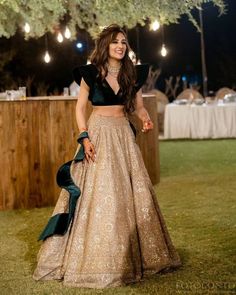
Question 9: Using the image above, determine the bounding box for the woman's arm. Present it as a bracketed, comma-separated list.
[75, 78, 90, 132]
[75, 78, 96, 162]
[134, 89, 154, 132]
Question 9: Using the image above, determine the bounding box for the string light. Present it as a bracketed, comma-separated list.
[159, 25, 168, 57]
[150, 20, 160, 31]
[86, 59, 91, 64]
[76, 42, 83, 49]
[57, 32, 64, 43]
[160, 44, 168, 57]
[44, 51, 51, 63]
[64, 27, 71, 39]
[128, 50, 136, 62]
[24, 22, 31, 33]
[43, 34, 51, 63]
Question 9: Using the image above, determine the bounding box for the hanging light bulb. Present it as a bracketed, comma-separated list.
[76, 42, 83, 49]
[150, 20, 160, 31]
[160, 44, 168, 57]
[137, 59, 141, 65]
[57, 32, 64, 43]
[128, 50, 136, 62]
[44, 51, 51, 63]
[86, 59, 91, 65]
[64, 27, 71, 39]
[24, 22, 31, 33]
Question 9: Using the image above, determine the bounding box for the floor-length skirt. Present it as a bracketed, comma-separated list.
[33, 112, 182, 288]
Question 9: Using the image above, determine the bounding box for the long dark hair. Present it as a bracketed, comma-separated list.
[90, 24, 137, 113]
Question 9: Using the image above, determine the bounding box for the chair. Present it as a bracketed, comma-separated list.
[177, 89, 203, 101]
[150, 89, 169, 133]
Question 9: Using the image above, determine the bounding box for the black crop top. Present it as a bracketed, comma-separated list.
[72, 64, 149, 106]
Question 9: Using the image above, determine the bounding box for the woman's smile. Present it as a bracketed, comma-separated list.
[109, 32, 127, 60]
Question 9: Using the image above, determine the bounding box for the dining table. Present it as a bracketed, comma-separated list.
[164, 102, 236, 139]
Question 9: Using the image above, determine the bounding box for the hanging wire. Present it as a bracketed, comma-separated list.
[135, 26, 140, 63]
[160, 25, 168, 57]
[161, 25, 165, 45]
[45, 34, 48, 50]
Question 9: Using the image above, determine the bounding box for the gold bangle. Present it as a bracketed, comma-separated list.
[80, 128, 88, 132]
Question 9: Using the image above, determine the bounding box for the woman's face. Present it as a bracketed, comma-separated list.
[108, 32, 127, 61]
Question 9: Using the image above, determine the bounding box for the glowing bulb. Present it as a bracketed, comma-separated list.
[137, 59, 141, 65]
[150, 20, 160, 31]
[57, 32, 63, 43]
[128, 50, 136, 61]
[76, 42, 83, 49]
[44, 51, 51, 63]
[86, 59, 91, 65]
[129, 50, 136, 60]
[24, 22, 30, 33]
[160, 44, 168, 57]
[64, 27, 71, 39]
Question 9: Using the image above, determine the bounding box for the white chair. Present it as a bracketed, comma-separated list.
[150, 89, 169, 133]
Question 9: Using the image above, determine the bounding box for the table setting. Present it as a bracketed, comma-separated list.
[0, 87, 27, 100]
[164, 94, 236, 139]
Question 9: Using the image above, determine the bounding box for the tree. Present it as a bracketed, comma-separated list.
[0, 0, 225, 39]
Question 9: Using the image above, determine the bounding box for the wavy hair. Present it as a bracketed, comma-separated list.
[90, 24, 137, 113]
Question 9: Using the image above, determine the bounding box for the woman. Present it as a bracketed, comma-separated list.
[33, 24, 182, 288]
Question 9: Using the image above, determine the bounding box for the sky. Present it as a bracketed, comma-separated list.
[135, 0, 236, 93]
[0, 0, 235, 97]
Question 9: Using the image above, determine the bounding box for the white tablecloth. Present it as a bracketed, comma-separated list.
[164, 103, 236, 139]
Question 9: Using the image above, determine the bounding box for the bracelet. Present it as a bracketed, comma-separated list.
[79, 127, 88, 132]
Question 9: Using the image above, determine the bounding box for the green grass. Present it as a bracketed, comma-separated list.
[0, 139, 236, 294]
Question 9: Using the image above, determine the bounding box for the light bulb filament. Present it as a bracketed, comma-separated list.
[64, 27, 71, 39]
[57, 32, 64, 43]
[160, 44, 167, 57]
[44, 51, 51, 63]
[24, 23, 30, 33]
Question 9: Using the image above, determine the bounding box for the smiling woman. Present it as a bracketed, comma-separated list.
[33, 24, 181, 289]
[105, 32, 127, 96]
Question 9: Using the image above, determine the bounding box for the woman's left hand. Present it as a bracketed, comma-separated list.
[141, 118, 154, 133]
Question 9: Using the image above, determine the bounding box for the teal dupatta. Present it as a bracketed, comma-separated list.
[38, 131, 89, 241]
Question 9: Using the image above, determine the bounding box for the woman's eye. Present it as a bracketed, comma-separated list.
[111, 40, 126, 45]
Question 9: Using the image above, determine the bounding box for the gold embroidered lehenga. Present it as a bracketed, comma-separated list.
[33, 112, 182, 288]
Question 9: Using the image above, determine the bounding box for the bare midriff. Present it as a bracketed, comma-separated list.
[92, 105, 125, 117]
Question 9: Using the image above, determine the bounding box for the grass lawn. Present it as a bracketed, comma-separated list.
[0, 139, 235, 294]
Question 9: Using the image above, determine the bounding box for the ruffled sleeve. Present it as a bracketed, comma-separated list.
[135, 64, 149, 92]
[72, 64, 97, 89]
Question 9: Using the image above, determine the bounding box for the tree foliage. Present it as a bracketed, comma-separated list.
[0, 0, 226, 39]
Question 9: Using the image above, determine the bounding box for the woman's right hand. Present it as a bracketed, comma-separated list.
[82, 138, 96, 162]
